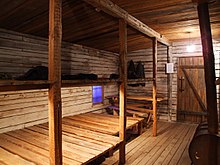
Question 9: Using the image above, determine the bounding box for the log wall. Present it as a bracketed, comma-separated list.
[0, 28, 119, 133]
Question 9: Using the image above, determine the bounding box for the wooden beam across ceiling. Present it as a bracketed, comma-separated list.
[192, 0, 216, 4]
[84, 0, 171, 46]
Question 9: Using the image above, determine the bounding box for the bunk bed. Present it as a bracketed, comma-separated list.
[0, 112, 143, 164]
[0, 0, 171, 164]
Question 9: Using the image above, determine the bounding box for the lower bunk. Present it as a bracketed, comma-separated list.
[0, 112, 144, 165]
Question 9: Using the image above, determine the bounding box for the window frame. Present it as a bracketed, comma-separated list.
[92, 85, 104, 105]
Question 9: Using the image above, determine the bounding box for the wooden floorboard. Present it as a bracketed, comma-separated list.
[102, 121, 197, 165]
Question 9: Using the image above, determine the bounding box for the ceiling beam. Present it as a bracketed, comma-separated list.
[192, 0, 216, 4]
[84, 0, 171, 46]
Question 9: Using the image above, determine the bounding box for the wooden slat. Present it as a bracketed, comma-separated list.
[48, 0, 62, 164]
[110, 107, 148, 117]
[0, 82, 50, 92]
[127, 103, 152, 108]
[127, 78, 153, 84]
[127, 95, 166, 102]
[0, 80, 51, 86]
[82, 113, 143, 122]
[126, 105, 153, 114]
[62, 79, 119, 87]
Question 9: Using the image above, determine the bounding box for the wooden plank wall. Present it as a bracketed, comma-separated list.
[127, 39, 220, 121]
[127, 44, 169, 120]
[0, 28, 119, 133]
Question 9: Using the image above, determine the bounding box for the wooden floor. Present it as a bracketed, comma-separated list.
[102, 121, 197, 165]
[0, 113, 143, 165]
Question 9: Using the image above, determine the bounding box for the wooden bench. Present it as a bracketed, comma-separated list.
[108, 105, 148, 117]
[107, 104, 152, 126]
[106, 95, 157, 124]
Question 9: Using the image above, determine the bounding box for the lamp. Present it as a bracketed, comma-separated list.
[186, 32, 195, 53]
[187, 44, 196, 52]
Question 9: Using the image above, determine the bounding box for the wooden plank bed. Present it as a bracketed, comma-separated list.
[64, 113, 144, 135]
[0, 112, 143, 165]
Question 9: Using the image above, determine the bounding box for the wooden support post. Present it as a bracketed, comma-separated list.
[197, 2, 218, 134]
[167, 46, 173, 121]
[152, 37, 157, 137]
[48, 0, 62, 164]
[196, 1, 218, 165]
[119, 18, 127, 164]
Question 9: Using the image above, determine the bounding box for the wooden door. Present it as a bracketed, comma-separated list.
[177, 57, 207, 123]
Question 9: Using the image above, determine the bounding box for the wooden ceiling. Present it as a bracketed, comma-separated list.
[0, 0, 219, 52]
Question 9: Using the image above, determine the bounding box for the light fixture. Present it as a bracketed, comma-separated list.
[186, 32, 195, 53]
[186, 44, 196, 52]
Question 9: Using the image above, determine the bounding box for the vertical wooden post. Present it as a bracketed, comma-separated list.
[197, 2, 218, 134]
[152, 37, 157, 137]
[48, 0, 62, 164]
[119, 18, 127, 164]
[196, 1, 218, 165]
[167, 46, 173, 121]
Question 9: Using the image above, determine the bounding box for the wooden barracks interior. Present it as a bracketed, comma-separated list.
[0, 0, 220, 164]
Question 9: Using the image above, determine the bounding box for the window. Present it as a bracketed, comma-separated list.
[92, 86, 103, 104]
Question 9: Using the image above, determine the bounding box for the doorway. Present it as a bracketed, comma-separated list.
[177, 57, 207, 123]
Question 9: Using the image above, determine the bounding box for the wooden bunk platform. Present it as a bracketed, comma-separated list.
[0, 113, 143, 165]
[64, 113, 144, 135]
